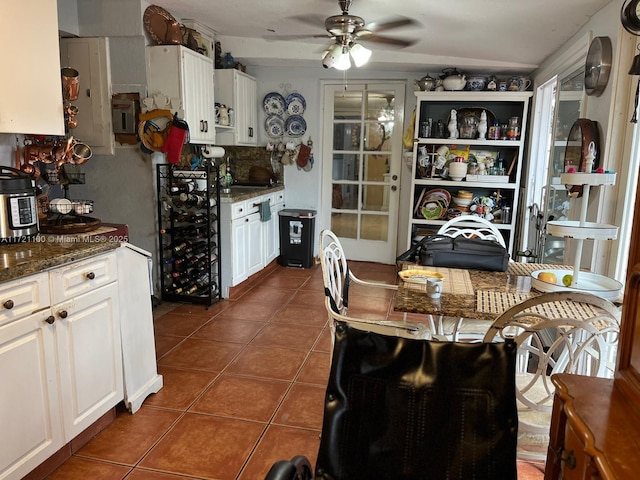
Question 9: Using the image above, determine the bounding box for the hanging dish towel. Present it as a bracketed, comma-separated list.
[259, 200, 271, 222]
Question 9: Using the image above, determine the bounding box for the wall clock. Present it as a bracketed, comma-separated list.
[584, 36, 612, 96]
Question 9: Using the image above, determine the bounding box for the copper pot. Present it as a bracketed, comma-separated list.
[72, 143, 92, 165]
[23, 144, 54, 164]
[61, 67, 80, 102]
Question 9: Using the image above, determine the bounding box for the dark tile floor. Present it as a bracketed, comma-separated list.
[44, 262, 545, 480]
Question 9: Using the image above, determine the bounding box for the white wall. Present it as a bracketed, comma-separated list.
[249, 65, 418, 254]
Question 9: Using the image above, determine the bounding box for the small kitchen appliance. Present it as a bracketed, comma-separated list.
[0, 166, 38, 242]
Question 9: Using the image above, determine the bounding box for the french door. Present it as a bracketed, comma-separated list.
[321, 82, 405, 263]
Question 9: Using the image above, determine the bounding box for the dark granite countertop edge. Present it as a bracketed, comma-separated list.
[0, 241, 120, 284]
[219, 184, 284, 203]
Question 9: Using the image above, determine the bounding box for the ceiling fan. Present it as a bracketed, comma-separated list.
[273, 0, 419, 69]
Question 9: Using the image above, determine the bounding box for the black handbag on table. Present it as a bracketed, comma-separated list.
[398, 234, 509, 272]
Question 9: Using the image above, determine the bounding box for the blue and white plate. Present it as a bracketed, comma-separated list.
[265, 115, 285, 138]
[286, 92, 306, 115]
[263, 92, 286, 116]
[285, 115, 307, 137]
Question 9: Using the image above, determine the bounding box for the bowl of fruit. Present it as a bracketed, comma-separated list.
[530, 269, 623, 300]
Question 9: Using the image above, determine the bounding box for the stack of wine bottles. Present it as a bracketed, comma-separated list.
[156, 164, 221, 306]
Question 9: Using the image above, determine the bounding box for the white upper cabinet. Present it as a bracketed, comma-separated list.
[0, 0, 64, 135]
[146, 46, 216, 144]
[215, 69, 258, 145]
[59, 37, 114, 155]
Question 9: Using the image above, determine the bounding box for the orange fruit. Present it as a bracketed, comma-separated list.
[538, 272, 558, 284]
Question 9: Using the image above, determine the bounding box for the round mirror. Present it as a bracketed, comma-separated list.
[621, 0, 640, 35]
[563, 118, 600, 195]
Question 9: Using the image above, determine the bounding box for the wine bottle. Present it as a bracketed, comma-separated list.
[168, 181, 195, 195]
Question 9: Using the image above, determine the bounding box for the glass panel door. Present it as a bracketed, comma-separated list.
[322, 83, 405, 263]
[542, 69, 585, 263]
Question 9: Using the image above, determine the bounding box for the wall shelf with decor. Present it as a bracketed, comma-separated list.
[156, 164, 221, 306]
[408, 91, 533, 256]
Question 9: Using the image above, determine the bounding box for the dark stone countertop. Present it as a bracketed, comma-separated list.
[219, 183, 284, 203]
[0, 238, 120, 284]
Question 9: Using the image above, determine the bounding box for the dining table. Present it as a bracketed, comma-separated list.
[394, 262, 578, 321]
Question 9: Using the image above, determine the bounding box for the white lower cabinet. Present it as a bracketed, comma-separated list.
[246, 211, 263, 277]
[231, 214, 249, 285]
[0, 307, 63, 480]
[220, 190, 284, 297]
[266, 193, 285, 265]
[0, 247, 159, 480]
[54, 281, 122, 441]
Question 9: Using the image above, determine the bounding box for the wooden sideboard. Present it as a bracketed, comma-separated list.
[544, 169, 640, 479]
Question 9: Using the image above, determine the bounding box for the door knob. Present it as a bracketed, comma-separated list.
[392, 175, 398, 181]
[3, 299, 14, 310]
[45, 316, 55, 324]
[391, 185, 397, 191]
[86, 272, 96, 280]
[58, 310, 68, 319]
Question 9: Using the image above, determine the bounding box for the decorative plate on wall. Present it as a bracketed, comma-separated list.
[285, 115, 307, 137]
[263, 92, 286, 116]
[265, 115, 285, 138]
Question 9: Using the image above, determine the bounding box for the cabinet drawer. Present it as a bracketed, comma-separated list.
[50, 252, 117, 303]
[230, 200, 248, 220]
[273, 191, 284, 205]
[246, 195, 269, 215]
[0, 273, 50, 326]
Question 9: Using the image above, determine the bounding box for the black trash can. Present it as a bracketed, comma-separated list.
[278, 209, 317, 268]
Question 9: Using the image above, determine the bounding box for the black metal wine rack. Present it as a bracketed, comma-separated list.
[156, 163, 221, 306]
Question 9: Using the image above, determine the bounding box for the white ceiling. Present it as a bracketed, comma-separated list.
[149, 0, 615, 74]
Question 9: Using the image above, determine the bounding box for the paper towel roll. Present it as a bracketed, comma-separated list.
[201, 145, 225, 158]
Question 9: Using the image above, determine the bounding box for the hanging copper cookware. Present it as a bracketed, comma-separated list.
[61, 67, 80, 102]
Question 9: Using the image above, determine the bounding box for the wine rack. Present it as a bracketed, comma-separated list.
[156, 164, 221, 306]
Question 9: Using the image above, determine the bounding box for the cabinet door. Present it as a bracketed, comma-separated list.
[0, 0, 64, 135]
[237, 72, 257, 145]
[0, 309, 63, 480]
[59, 37, 114, 155]
[180, 48, 215, 144]
[266, 202, 285, 264]
[247, 212, 264, 276]
[231, 218, 248, 285]
[54, 282, 123, 441]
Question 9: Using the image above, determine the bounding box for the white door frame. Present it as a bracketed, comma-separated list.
[320, 80, 406, 263]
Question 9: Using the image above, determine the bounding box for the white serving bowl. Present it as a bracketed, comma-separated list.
[452, 196, 473, 207]
[448, 162, 468, 181]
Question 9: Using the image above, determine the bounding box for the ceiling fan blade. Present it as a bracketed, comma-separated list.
[362, 16, 419, 33]
[289, 14, 328, 29]
[264, 33, 331, 41]
[356, 33, 418, 48]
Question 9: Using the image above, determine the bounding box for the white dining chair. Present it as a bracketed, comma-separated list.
[482, 291, 620, 461]
[319, 229, 430, 340]
[430, 215, 507, 341]
[437, 215, 506, 247]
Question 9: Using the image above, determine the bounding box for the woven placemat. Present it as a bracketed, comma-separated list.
[476, 291, 600, 318]
[402, 267, 474, 295]
[507, 263, 573, 276]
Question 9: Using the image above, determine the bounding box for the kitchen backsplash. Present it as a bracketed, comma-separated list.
[218, 146, 279, 185]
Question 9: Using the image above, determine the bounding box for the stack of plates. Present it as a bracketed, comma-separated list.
[421, 189, 451, 220]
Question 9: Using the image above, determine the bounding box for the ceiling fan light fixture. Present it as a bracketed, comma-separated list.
[349, 42, 371, 67]
[334, 45, 352, 70]
[322, 43, 343, 68]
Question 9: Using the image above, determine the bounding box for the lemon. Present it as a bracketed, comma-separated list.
[562, 274, 573, 287]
